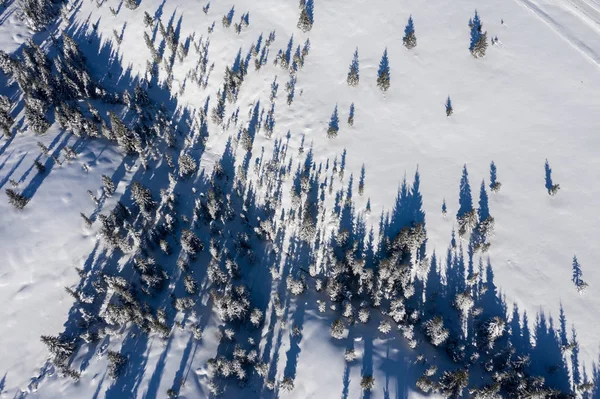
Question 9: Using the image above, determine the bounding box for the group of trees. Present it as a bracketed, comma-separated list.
[3, 2, 592, 398]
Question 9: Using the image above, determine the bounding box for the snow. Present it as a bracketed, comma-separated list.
[1, 0, 600, 397]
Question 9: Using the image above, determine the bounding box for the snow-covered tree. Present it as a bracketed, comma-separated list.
[422, 316, 449, 346]
[377, 49, 391, 92]
[107, 351, 127, 379]
[331, 319, 345, 339]
[445, 96, 453, 117]
[361, 375, 375, 391]
[348, 102, 355, 127]
[181, 229, 203, 256]
[378, 319, 392, 334]
[327, 104, 340, 138]
[489, 161, 501, 192]
[297, 0, 314, 32]
[403, 16, 417, 49]
[347, 48, 359, 86]
[6, 189, 27, 209]
[179, 154, 198, 178]
[572, 256, 588, 294]
[102, 175, 115, 197]
[469, 10, 488, 58]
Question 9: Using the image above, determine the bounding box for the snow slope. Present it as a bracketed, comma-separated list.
[1, 0, 600, 397]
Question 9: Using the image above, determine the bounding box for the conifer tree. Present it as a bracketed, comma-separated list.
[297, 0, 314, 32]
[446, 96, 453, 116]
[358, 164, 365, 195]
[6, 188, 28, 209]
[347, 49, 359, 86]
[377, 49, 390, 92]
[124, 0, 138, 10]
[403, 16, 417, 49]
[327, 104, 339, 138]
[489, 161, 501, 192]
[469, 10, 488, 58]
[348, 103, 355, 126]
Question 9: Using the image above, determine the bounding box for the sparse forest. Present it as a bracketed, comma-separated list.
[0, 0, 598, 398]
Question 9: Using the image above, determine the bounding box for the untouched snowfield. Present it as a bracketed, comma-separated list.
[1, 0, 600, 397]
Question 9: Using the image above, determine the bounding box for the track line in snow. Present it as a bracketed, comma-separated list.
[516, 0, 600, 67]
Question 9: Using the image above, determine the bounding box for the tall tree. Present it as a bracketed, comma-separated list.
[403, 16, 417, 49]
[347, 48, 360, 86]
[377, 49, 390, 92]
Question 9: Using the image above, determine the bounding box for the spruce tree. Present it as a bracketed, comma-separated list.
[478, 180, 490, 222]
[403, 16, 417, 49]
[297, 0, 314, 32]
[327, 104, 339, 138]
[377, 49, 390, 92]
[124, 0, 138, 10]
[347, 49, 359, 86]
[358, 164, 365, 195]
[469, 10, 488, 58]
[445, 96, 453, 116]
[348, 103, 355, 126]
[6, 189, 28, 209]
[102, 175, 115, 196]
[457, 165, 476, 236]
[489, 161, 501, 192]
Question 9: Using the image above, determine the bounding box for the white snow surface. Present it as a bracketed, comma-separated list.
[1, 0, 600, 397]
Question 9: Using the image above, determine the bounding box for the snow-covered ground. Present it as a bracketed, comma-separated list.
[1, 0, 600, 397]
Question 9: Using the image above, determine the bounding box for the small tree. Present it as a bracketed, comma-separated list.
[572, 256, 588, 294]
[469, 11, 488, 58]
[358, 164, 365, 195]
[445, 96, 453, 116]
[545, 159, 560, 195]
[348, 103, 355, 126]
[107, 351, 127, 379]
[489, 161, 501, 192]
[331, 319, 345, 339]
[6, 189, 28, 209]
[297, 0, 314, 32]
[377, 49, 391, 92]
[327, 105, 339, 138]
[124, 0, 138, 10]
[102, 175, 115, 196]
[347, 48, 359, 86]
[361, 375, 375, 391]
[442, 198, 447, 216]
[403, 16, 417, 49]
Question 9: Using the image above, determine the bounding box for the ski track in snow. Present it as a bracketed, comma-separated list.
[516, 0, 600, 66]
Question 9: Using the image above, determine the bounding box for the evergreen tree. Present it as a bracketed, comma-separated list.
[457, 165, 473, 218]
[0, 95, 14, 136]
[489, 161, 501, 192]
[442, 198, 447, 216]
[327, 104, 339, 138]
[457, 165, 476, 236]
[19, 0, 58, 31]
[545, 159, 560, 195]
[124, 0, 139, 10]
[446, 96, 453, 116]
[358, 163, 365, 195]
[469, 10, 488, 58]
[403, 16, 417, 49]
[143, 11, 153, 27]
[223, 6, 235, 28]
[377, 49, 391, 92]
[297, 0, 314, 32]
[478, 180, 490, 222]
[6, 189, 28, 209]
[348, 103, 355, 126]
[102, 175, 115, 196]
[347, 48, 359, 86]
[572, 256, 588, 294]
